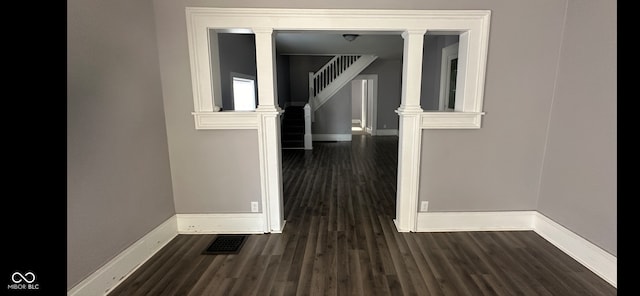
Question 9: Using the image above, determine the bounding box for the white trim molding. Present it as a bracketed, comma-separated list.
[185, 7, 491, 239]
[416, 211, 535, 232]
[354, 74, 379, 136]
[192, 112, 259, 130]
[67, 216, 178, 296]
[177, 213, 266, 234]
[375, 129, 399, 136]
[312, 134, 352, 142]
[256, 109, 286, 233]
[415, 211, 617, 287]
[533, 212, 617, 287]
[420, 112, 485, 129]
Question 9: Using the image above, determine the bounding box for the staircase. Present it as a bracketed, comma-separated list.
[308, 54, 378, 115]
[281, 54, 376, 150]
[281, 105, 306, 149]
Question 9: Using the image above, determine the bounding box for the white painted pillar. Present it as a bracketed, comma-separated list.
[254, 28, 280, 111]
[395, 29, 426, 232]
[253, 28, 285, 233]
[303, 104, 313, 150]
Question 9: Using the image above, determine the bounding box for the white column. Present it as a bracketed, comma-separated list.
[254, 28, 280, 111]
[395, 29, 426, 232]
[253, 28, 285, 233]
[304, 104, 313, 150]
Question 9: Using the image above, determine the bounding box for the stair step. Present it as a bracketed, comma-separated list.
[282, 140, 304, 148]
[283, 124, 304, 129]
[282, 106, 306, 149]
[282, 133, 303, 137]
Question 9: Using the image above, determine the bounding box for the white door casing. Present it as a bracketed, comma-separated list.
[185, 8, 491, 233]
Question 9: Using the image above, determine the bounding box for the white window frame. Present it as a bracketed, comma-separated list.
[185, 8, 491, 233]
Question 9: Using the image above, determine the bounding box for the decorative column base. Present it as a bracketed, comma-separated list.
[256, 109, 285, 233]
[394, 106, 423, 232]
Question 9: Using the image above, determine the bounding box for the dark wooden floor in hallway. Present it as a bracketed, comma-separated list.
[108, 135, 616, 295]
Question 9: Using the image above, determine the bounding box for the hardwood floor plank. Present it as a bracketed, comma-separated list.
[254, 255, 282, 295]
[403, 234, 443, 296]
[186, 254, 227, 296]
[108, 135, 616, 296]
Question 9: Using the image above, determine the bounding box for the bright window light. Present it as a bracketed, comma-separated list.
[232, 77, 256, 111]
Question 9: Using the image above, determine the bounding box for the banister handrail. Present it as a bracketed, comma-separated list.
[310, 55, 361, 97]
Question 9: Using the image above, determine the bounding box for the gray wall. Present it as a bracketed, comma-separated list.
[420, 35, 459, 110]
[361, 58, 403, 130]
[67, 0, 175, 290]
[312, 83, 352, 135]
[537, 0, 616, 256]
[151, 0, 614, 255]
[418, 0, 566, 211]
[288, 55, 333, 102]
[154, 0, 263, 214]
[217, 33, 258, 110]
[276, 54, 291, 107]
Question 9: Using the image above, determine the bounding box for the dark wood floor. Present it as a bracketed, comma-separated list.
[109, 135, 616, 296]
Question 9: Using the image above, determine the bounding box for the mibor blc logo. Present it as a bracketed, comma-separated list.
[7, 271, 39, 290]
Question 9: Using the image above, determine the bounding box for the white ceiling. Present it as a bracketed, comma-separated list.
[275, 31, 404, 59]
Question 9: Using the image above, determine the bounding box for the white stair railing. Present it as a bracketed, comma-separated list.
[305, 54, 378, 144]
[309, 55, 361, 99]
[308, 54, 378, 113]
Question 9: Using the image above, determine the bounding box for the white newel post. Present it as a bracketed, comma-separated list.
[395, 29, 426, 232]
[304, 104, 313, 150]
[254, 28, 285, 233]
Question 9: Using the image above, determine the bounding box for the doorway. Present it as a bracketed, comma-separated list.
[351, 75, 378, 135]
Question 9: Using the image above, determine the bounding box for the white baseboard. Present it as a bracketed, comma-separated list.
[352, 119, 361, 125]
[67, 216, 178, 296]
[415, 210, 616, 288]
[177, 213, 265, 234]
[312, 134, 352, 142]
[416, 211, 535, 232]
[374, 129, 398, 136]
[533, 212, 617, 287]
[69, 210, 616, 295]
